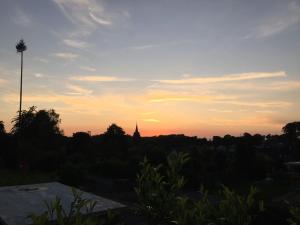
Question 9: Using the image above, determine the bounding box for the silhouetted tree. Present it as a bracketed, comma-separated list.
[100, 123, 128, 158]
[0, 121, 5, 134]
[104, 123, 125, 137]
[283, 122, 300, 141]
[16, 39, 27, 119]
[283, 121, 300, 160]
[11, 106, 63, 170]
[11, 106, 62, 137]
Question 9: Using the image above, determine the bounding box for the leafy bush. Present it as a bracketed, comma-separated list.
[217, 186, 264, 225]
[135, 151, 189, 225]
[135, 151, 264, 225]
[29, 188, 123, 225]
[288, 206, 300, 225]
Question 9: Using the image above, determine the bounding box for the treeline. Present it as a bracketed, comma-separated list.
[0, 106, 299, 187]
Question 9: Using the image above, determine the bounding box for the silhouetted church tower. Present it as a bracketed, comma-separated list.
[133, 123, 141, 140]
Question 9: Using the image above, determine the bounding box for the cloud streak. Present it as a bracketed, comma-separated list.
[66, 84, 92, 95]
[252, 1, 300, 38]
[80, 66, 96, 72]
[157, 71, 286, 85]
[63, 39, 90, 49]
[54, 52, 78, 60]
[143, 118, 160, 123]
[53, 0, 112, 29]
[71, 75, 133, 82]
[13, 8, 31, 27]
[0, 78, 7, 85]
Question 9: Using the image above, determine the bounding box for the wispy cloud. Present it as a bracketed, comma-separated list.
[157, 71, 286, 85]
[0, 78, 7, 86]
[13, 8, 31, 26]
[130, 40, 193, 51]
[217, 100, 292, 108]
[34, 73, 45, 78]
[33, 57, 49, 63]
[63, 39, 90, 49]
[143, 118, 160, 123]
[149, 96, 214, 103]
[66, 84, 92, 95]
[264, 81, 300, 91]
[53, 0, 112, 29]
[89, 12, 112, 25]
[251, 1, 300, 38]
[80, 66, 96, 72]
[148, 92, 292, 109]
[131, 44, 159, 50]
[54, 52, 78, 60]
[71, 75, 133, 82]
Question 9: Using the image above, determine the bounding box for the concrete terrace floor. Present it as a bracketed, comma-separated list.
[0, 182, 125, 225]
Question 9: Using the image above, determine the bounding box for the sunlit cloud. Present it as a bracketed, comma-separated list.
[263, 81, 300, 91]
[216, 100, 292, 108]
[53, 52, 78, 60]
[66, 84, 92, 95]
[157, 71, 286, 85]
[200, 80, 300, 92]
[149, 96, 214, 103]
[2, 92, 137, 117]
[148, 92, 292, 109]
[208, 109, 233, 113]
[143, 118, 160, 123]
[71, 75, 133, 82]
[63, 39, 90, 49]
[0, 78, 7, 85]
[80, 66, 96, 72]
[140, 111, 156, 116]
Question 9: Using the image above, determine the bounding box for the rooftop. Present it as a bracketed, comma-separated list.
[0, 182, 125, 225]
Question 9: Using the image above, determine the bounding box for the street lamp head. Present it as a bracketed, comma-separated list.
[16, 39, 27, 53]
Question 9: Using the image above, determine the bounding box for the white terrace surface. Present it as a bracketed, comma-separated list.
[0, 182, 125, 225]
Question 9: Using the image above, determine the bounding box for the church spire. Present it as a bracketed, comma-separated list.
[133, 122, 141, 140]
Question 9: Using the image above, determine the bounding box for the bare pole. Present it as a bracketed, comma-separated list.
[19, 51, 23, 119]
[16, 39, 26, 120]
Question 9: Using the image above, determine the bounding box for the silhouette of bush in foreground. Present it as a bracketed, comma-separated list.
[28, 151, 299, 225]
[29, 188, 123, 225]
[135, 151, 264, 225]
[288, 206, 300, 225]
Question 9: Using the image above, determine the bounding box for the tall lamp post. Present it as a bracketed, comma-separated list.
[16, 39, 27, 119]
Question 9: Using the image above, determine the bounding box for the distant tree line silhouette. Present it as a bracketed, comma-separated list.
[0, 106, 299, 187]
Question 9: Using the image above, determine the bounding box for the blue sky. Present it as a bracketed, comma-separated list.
[0, 0, 300, 137]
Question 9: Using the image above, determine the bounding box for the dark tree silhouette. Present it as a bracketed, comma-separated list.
[11, 106, 62, 137]
[0, 121, 5, 134]
[282, 121, 300, 140]
[104, 123, 125, 137]
[11, 106, 63, 170]
[16, 39, 27, 119]
[282, 121, 300, 160]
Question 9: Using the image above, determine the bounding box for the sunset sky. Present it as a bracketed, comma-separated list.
[0, 0, 300, 137]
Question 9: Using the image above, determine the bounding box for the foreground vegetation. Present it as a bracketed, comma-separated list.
[28, 152, 299, 225]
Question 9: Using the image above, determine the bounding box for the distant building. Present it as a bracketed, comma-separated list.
[133, 123, 141, 140]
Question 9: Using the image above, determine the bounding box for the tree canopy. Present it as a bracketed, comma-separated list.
[0, 121, 5, 134]
[104, 123, 125, 137]
[282, 121, 300, 140]
[11, 106, 62, 138]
